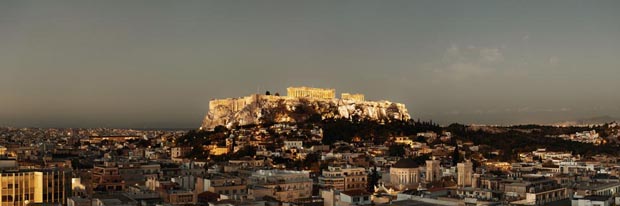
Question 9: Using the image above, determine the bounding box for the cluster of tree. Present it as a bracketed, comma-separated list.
[176, 126, 229, 147]
[321, 118, 441, 145]
[271, 152, 321, 171]
[446, 123, 620, 161]
[265, 91, 280, 96]
[179, 118, 620, 164]
[511, 124, 610, 136]
[175, 126, 231, 160]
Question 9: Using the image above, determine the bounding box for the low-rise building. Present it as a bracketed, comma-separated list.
[195, 173, 247, 198]
[248, 170, 312, 202]
[571, 196, 614, 206]
[92, 161, 124, 192]
[319, 165, 368, 191]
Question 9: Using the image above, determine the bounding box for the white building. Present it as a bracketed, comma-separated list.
[283, 140, 303, 150]
[321, 189, 372, 206]
[572, 196, 613, 206]
[457, 160, 473, 188]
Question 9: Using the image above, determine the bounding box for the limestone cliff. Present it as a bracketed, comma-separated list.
[201, 94, 411, 129]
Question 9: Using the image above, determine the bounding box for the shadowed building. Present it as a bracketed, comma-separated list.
[92, 162, 124, 192]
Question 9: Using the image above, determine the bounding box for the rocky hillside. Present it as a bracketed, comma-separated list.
[201, 94, 411, 129]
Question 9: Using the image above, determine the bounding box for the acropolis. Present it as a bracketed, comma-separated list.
[201, 86, 410, 130]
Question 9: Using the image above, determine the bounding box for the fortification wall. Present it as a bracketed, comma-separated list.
[341, 93, 365, 101]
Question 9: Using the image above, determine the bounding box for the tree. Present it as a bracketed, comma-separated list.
[412, 154, 431, 165]
[265, 91, 271, 95]
[452, 145, 460, 166]
[389, 144, 406, 157]
[367, 166, 381, 192]
[234, 146, 257, 158]
[214, 125, 228, 133]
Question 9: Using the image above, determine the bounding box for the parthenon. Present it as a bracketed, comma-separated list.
[286, 86, 336, 99]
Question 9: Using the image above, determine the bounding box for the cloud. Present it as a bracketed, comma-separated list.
[522, 34, 530, 41]
[517, 107, 531, 113]
[480, 48, 504, 63]
[510, 107, 572, 113]
[548, 56, 559, 66]
[441, 62, 492, 80]
[442, 44, 463, 63]
[433, 44, 504, 81]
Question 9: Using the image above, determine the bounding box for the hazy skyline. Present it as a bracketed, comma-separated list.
[2, 1, 619, 128]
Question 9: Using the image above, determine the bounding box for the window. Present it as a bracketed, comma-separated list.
[2, 196, 13, 202]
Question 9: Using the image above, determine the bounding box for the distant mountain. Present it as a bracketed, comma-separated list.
[554, 115, 618, 126]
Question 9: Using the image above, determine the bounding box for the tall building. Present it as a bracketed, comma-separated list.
[457, 160, 473, 188]
[425, 158, 441, 182]
[319, 165, 368, 191]
[0, 169, 71, 206]
[287, 86, 335, 99]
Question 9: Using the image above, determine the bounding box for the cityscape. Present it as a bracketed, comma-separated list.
[2, 1, 620, 206]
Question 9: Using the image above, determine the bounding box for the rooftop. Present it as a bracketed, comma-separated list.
[393, 158, 420, 168]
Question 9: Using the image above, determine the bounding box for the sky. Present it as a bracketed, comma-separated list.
[1, 1, 619, 128]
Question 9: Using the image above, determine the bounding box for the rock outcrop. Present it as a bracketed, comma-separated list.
[201, 94, 411, 130]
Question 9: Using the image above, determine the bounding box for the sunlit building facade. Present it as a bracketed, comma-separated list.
[0, 169, 71, 206]
[319, 165, 368, 191]
[287, 87, 335, 99]
[457, 160, 474, 188]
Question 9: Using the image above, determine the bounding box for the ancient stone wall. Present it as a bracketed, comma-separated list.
[201, 93, 411, 130]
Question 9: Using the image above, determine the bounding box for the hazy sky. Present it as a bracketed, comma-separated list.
[1, 1, 619, 128]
